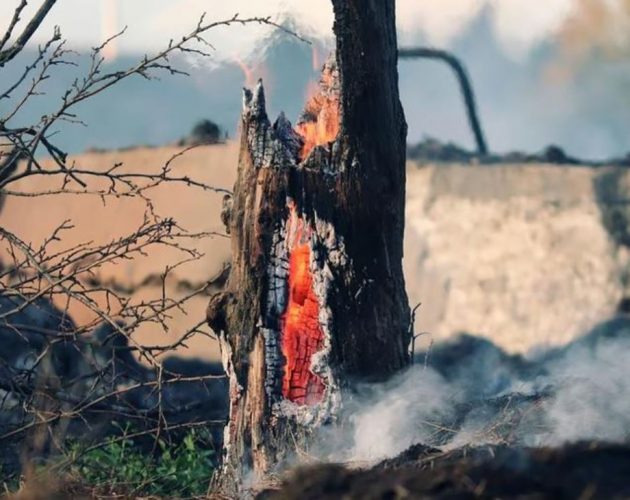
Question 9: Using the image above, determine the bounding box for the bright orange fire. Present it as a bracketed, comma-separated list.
[280, 204, 325, 405]
[311, 44, 322, 72]
[234, 57, 256, 87]
[277, 61, 341, 404]
[295, 59, 340, 162]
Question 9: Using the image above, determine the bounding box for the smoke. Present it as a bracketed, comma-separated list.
[5, 0, 630, 158]
[346, 368, 455, 461]
[316, 316, 630, 463]
[83, 0, 630, 63]
[558, 0, 630, 61]
[543, 335, 630, 444]
[4, 0, 630, 63]
[107, 0, 630, 160]
[100, 0, 119, 61]
[488, 0, 574, 59]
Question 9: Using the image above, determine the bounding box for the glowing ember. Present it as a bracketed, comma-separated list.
[295, 58, 340, 162]
[280, 203, 325, 405]
[311, 44, 322, 72]
[234, 57, 256, 87]
[276, 60, 340, 405]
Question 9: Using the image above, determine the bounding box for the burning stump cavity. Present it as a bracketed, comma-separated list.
[259, 63, 344, 421]
[208, 1, 410, 490]
[280, 203, 326, 405]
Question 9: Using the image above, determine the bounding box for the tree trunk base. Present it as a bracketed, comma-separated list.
[209, 2, 410, 491]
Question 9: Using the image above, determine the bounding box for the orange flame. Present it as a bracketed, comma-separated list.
[295, 58, 340, 162]
[277, 60, 340, 405]
[280, 202, 325, 405]
[311, 44, 322, 72]
[234, 57, 256, 87]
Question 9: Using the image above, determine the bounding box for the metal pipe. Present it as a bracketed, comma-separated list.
[399, 47, 489, 157]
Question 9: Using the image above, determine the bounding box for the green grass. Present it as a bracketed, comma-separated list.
[68, 429, 216, 498]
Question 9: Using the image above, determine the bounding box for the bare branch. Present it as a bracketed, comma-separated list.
[0, 8, 309, 476]
[0, 0, 28, 53]
[0, 0, 59, 67]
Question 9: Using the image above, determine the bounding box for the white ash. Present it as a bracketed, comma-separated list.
[242, 81, 301, 171]
[218, 332, 241, 468]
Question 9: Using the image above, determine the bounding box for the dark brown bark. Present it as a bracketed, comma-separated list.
[208, 0, 410, 491]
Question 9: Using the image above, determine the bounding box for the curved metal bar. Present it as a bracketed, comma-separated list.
[399, 47, 489, 156]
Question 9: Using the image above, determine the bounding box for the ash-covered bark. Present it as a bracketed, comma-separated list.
[207, 0, 410, 491]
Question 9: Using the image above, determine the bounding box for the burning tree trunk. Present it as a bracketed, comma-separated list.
[207, 0, 410, 489]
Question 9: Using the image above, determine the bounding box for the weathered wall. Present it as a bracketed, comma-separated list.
[404, 163, 630, 354]
[3, 143, 629, 357]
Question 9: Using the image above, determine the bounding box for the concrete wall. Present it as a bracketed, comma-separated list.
[404, 163, 630, 354]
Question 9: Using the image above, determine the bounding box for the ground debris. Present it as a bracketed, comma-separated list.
[260, 441, 630, 499]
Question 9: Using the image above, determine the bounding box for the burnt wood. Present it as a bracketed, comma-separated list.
[208, 0, 410, 491]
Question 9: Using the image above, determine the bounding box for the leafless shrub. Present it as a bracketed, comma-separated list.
[0, 0, 300, 477]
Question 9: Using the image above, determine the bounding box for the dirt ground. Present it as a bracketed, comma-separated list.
[259, 441, 630, 499]
[0, 143, 237, 359]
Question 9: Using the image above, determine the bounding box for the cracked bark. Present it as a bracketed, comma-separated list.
[208, 0, 410, 491]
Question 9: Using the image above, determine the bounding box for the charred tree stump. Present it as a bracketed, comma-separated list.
[208, 0, 410, 490]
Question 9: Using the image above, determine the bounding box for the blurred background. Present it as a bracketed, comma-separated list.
[2, 0, 630, 160]
[3, 0, 630, 359]
[5, 2, 630, 488]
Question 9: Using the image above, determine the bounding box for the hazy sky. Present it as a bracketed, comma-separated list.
[5, 0, 630, 159]
[0, 0, 577, 61]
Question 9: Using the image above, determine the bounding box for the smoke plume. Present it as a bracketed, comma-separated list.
[558, 0, 630, 61]
[314, 316, 630, 463]
[100, 0, 630, 62]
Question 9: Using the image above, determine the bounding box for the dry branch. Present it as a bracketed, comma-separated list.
[399, 47, 488, 156]
[0, 1, 305, 477]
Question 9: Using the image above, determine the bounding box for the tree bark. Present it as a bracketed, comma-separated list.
[208, 0, 410, 491]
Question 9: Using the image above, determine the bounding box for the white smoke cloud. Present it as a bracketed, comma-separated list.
[0, 0, 581, 61]
[348, 368, 456, 460]
[396, 0, 486, 47]
[489, 0, 575, 58]
[544, 337, 630, 444]
[318, 321, 630, 463]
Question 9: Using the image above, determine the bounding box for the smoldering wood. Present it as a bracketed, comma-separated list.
[208, 0, 411, 491]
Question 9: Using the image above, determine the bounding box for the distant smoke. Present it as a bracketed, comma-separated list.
[100, 0, 119, 61]
[5, 0, 630, 157]
[559, 0, 630, 58]
[4, 0, 630, 64]
[313, 318, 630, 463]
[143, 0, 594, 62]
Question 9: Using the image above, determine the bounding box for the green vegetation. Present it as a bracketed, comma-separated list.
[68, 429, 215, 498]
